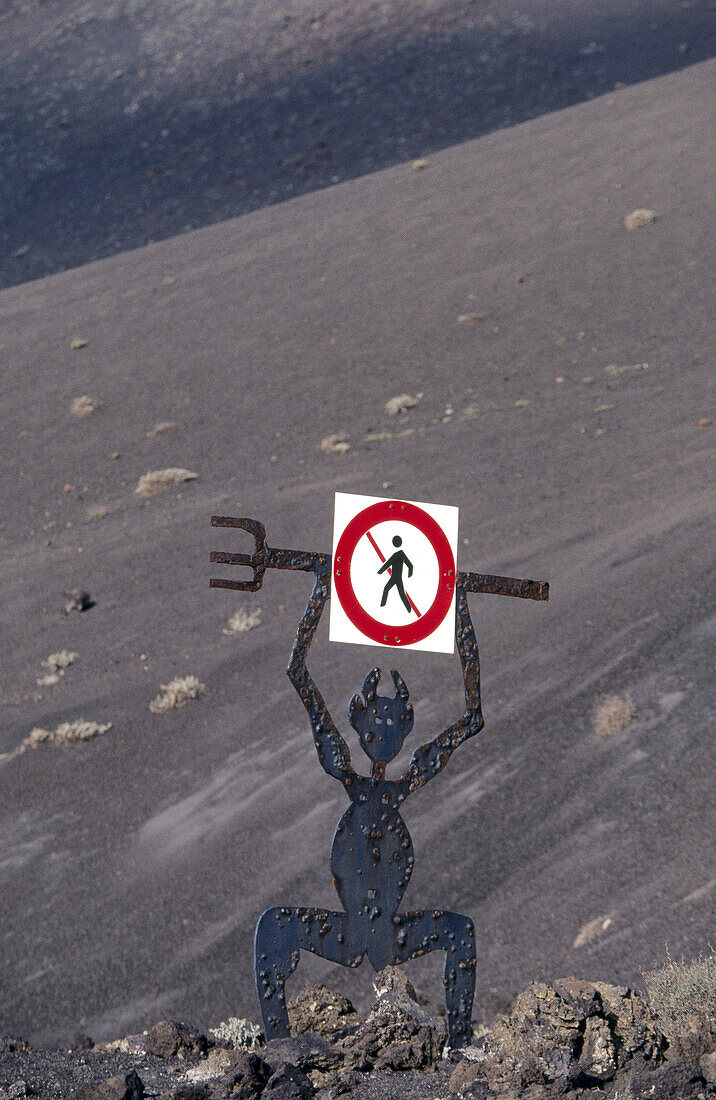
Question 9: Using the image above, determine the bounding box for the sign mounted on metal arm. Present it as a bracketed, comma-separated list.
[328, 492, 459, 653]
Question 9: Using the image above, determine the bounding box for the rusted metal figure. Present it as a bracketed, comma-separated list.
[210, 515, 548, 1048]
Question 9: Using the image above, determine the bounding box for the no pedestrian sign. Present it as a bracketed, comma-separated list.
[329, 492, 459, 653]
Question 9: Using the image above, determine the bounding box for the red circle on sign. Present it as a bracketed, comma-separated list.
[333, 500, 455, 647]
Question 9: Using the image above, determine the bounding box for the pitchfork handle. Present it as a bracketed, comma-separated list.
[210, 547, 329, 572]
[457, 570, 549, 602]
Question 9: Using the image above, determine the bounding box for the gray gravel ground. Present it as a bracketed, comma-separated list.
[1, 0, 714, 288]
[0, 1049, 452, 1098]
[0, 1049, 193, 1100]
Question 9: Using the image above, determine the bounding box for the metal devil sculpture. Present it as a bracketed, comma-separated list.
[210, 513, 548, 1048]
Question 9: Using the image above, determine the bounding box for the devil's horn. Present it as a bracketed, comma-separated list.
[348, 693, 363, 721]
[390, 669, 409, 700]
[361, 668, 381, 701]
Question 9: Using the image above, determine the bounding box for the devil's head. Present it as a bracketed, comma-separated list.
[348, 668, 414, 763]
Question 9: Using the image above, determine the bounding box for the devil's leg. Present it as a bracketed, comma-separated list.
[254, 907, 357, 1039]
[393, 909, 476, 1048]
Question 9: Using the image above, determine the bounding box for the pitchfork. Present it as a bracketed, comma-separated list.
[209, 516, 548, 602]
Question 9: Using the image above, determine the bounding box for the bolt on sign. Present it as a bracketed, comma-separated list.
[209, 498, 549, 1050]
[329, 492, 460, 653]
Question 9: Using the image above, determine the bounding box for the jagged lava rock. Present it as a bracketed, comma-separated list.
[215, 1051, 272, 1098]
[160, 1087, 213, 1100]
[449, 1058, 484, 1093]
[98, 1031, 149, 1055]
[287, 984, 362, 1039]
[264, 1035, 342, 1075]
[69, 1032, 95, 1051]
[340, 966, 447, 1071]
[263, 1061, 314, 1098]
[458, 978, 666, 1097]
[0, 1036, 30, 1053]
[701, 1049, 716, 1085]
[624, 1058, 716, 1099]
[73, 1068, 144, 1099]
[145, 1020, 209, 1059]
[666, 1015, 716, 1065]
[184, 1046, 252, 1084]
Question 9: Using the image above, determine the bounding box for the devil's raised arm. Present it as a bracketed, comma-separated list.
[400, 586, 483, 794]
[287, 568, 356, 785]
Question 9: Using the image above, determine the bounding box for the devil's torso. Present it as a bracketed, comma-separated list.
[330, 776, 414, 931]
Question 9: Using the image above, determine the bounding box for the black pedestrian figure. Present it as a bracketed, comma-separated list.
[378, 535, 413, 613]
[254, 566, 482, 1049]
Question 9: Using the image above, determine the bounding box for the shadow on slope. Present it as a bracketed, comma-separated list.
[1, 0, 714, 289]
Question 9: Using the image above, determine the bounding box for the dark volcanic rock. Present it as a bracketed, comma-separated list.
[449, 1058, 484, 1093]
[458, 979, 667, 1097]
[287, 985, 362, 1039]
[309, 1068, 364, 1098]
[160, 1087, 211, 1100]
[264, 1036, 342, 1075]
[263, 1061, 315, 1098]
[0, 1036, 31, 1053]
[69, 1033, 94, 1052]
[340, 966, 447, 1071]
[619, 1058, 713, 1099]
[145, 1021, 209, 1059]
[97, 1032, 148, 1056]
[219, 1051, 272, 1098]
[4, 1083, 30, 1100]
[73, 1068, 144, 1100]
[702, 1050, 716, 1085]
[61, 589, 93, 614]
[667, 1017, 716, 1066]
[589, 980, 668, 1069]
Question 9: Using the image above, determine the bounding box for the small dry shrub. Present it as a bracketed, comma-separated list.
[36, 673, 60, 687]
[624, 208, 656, 230]
[223, 607, 262, 635]
[27, 727, 53, 748]
[572, 913, 613, 949]
[320, 433, 350, 454]
[135, 468, 197, 496]
[147, 421, 177, 437]
[150, 675, 205, 713]
[208, 1018, 263, 1051]
[23, 720, 111, 751]
[71, 395, 95, 417]
[36, 650, 78, 686]
[384, 392, 422, 416]
[592, 692, 636, 737]
[46, 650, 78, 671]
[644, 949, 716, 1035]
[54, 720, 111, 745]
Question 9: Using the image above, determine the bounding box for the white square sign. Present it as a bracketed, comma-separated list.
[328, 492, 459, 653]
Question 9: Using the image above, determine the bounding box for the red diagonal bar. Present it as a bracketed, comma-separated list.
[365, 529, 422, 618]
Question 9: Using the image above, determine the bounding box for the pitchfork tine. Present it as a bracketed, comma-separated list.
[210, 515, 268, 591]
